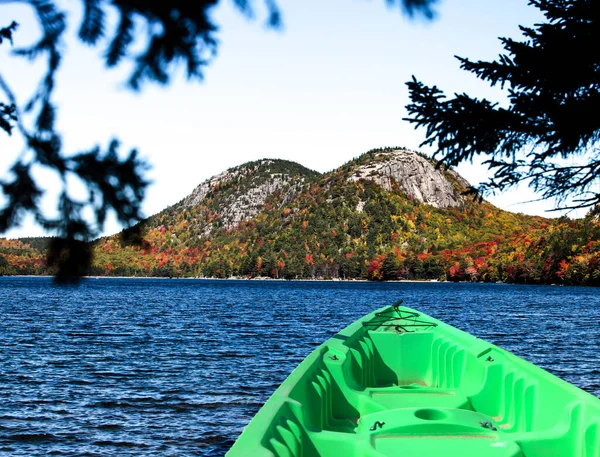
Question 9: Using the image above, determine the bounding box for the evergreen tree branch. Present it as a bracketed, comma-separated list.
[405, 0, 600, 211]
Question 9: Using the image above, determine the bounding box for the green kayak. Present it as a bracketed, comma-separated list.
[226, 302, 600, 457]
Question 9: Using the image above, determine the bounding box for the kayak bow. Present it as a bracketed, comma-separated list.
[227, 302, 600, 457]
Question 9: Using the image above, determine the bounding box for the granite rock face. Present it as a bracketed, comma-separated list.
[349, 149, 469, 208]
[180, 160, 316, 234]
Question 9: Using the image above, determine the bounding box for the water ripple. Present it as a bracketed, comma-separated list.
[0, 277, 598, 456]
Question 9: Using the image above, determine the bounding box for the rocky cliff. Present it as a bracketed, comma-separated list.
[348, 149, 469, 208]
[174, 159, 320, 236]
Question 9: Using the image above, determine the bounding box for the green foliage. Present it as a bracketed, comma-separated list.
[0, 238, 47, 275]
[17, 236, 53, 252]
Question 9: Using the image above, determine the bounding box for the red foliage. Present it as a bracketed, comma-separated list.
[417, 251, 432, 262]
[367, 255, 386, 279]
[557, 259, 569, 278]
[448, 262, 461, 278]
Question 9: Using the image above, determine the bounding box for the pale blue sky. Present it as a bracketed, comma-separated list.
[2, 0, 568, 239]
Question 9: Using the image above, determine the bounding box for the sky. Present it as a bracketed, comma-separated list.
[1, 0, 579, 239]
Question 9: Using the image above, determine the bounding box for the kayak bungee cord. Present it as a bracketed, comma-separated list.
[362, 300, 437, 333]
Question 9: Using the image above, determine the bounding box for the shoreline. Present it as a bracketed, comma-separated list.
[3, 275, 570, 287]
[4, 274, 431, 283]
[4, 274, 457, 283]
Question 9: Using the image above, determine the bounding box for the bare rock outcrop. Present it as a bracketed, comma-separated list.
[180, 160, 315, 234]
[349, 149, 469, 208]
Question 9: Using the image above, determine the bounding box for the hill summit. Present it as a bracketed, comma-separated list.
[176, 159, 320, 236]
[346, 148, 469, 208]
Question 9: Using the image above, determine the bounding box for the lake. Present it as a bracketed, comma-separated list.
[0, 277, 598, 456]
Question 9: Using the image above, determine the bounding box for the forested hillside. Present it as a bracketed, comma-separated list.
[4, 148, 600, 285]
[0, 238, 47, 276]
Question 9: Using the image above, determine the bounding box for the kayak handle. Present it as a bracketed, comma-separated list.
[370, 421, 385, 431]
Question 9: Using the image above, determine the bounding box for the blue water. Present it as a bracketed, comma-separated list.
[0, 277, 598, 456]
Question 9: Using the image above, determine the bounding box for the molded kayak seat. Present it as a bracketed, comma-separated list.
[226, 304, 600, 457]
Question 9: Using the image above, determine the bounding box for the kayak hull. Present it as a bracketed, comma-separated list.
[226, 304, 600, 457]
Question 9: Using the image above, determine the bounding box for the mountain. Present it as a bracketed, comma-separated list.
[87, 147, 600, 285]
[4, 147, 600, 285]
[176, 159, 320, 236]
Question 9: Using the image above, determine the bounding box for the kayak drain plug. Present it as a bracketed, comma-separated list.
[486, 356, 494, 362]
[370, 421, 385, 431]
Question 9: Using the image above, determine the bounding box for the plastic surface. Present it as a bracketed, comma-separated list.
[226, 305, 600, 457]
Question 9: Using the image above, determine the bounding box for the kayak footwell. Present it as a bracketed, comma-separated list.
[227, 305, 600, 457]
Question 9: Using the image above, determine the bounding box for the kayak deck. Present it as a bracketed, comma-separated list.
[227, 304, 600, 457]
